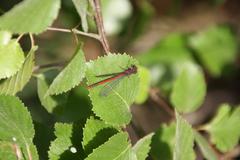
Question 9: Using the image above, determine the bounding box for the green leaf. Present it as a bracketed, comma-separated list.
[174, 112, 195, 160]
[48, 123, 73, 160]
[150, 123, 175, 160]
[0, 46, 37, 95]
[0, 31, 11, 45]
[135, 66, 151, 104]
[0, 0, 61, 34]
[170, 62, 206, 113]
[85, 132, 132, 160]
[133, 133, 153, 160]
[37, 70, 68, 113]
[0, 40, 25, 80]
[46, 46, 86, 96]
[86, 53, 139, 126]
[0, 141, 17, 160]
[0, 95, 38, 160]
[205, 104, 240, 152]
[189, 25, 238, 77]
[72, 0, 89, 32]
[194, 131, 217, 160]
[137, 33, 194, 93]
[82, 117, 118, 154]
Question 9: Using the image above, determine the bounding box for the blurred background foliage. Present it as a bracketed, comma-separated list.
[1, 0, 240, 159]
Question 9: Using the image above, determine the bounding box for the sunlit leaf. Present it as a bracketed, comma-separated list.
[48, 123, 73, 160]
[194, 131, 218, 160]
[205, 104, 240, 152]
[0, 40, 24, 80]
[0, 0, 61, 34]
[174, 112, 195, 160]
[0, 30, 11, 45]
[46, 46, 86, 96]
[85, 132, 132, 160]
[72, 0, 89, 32]
[135, 66, 151, 104]
[189, 25, 238, 77]
[0, 95, 38, 159]
[0, 46, 37, 95]
[86, 53, 139, 126]
[133, 133, 153, 160]
[170, 62, 206, 113]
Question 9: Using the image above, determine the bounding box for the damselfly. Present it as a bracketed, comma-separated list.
[87, 65, 138, 96]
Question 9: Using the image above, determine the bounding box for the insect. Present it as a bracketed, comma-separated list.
[87, 65, 138, 96]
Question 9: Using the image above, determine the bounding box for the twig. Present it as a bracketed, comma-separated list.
[29, 33, 35, 48]
[92, 0, 110, 53]
[16, 34, 24, 42]
[33, 61, 66, 72]
[47, 27, 100, 40]
[149, 88, 175, 118]
[220, 145, 240, 160]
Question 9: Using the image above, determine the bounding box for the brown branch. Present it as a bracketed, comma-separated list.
[149, 88, 175, 118]
[92, 0, 110, 53]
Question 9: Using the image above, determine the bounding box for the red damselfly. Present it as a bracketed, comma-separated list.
[87, 65, 138, 96]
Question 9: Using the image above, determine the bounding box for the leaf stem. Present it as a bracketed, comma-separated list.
[47, 27, 100, 41]
[29, 33, 35, 48]
[92, 0, 110, 53]
[16, 34, 24, 42]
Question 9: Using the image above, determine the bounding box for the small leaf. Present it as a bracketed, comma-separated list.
[48, 123, 73, 160]
[0, 46, 37, 95]
[85, 132, 132, 160]
[174, 112, 195, 160]
[0, 95, 38, 159]
[135, 66, 151, 104]
[72, 0, 89, 32]
[133, 133, 153, 160]
[0, 40, 25, 80]
[0, 0, 61, 34]
[150, 123, 175, 160]
[170, 62, 206, 113]
[86, 53, 139, 126]
[205, 104, 240, 152]
[46, 46, 86, 96]
[194, 131, 218, 160]
[82, 117, 118, 154]
[37, 70, 68, 113]
[189, 26, 238, 77]
[0, 30, 11, 45]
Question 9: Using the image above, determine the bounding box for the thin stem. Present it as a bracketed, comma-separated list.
[16, 34, 24, 42]
[149, 88, 175, 118]
[29, 33, 35, 48]
[34, 61, 66, 72]
[92, 0, 110, 53]
[47, 27, 100, 40]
